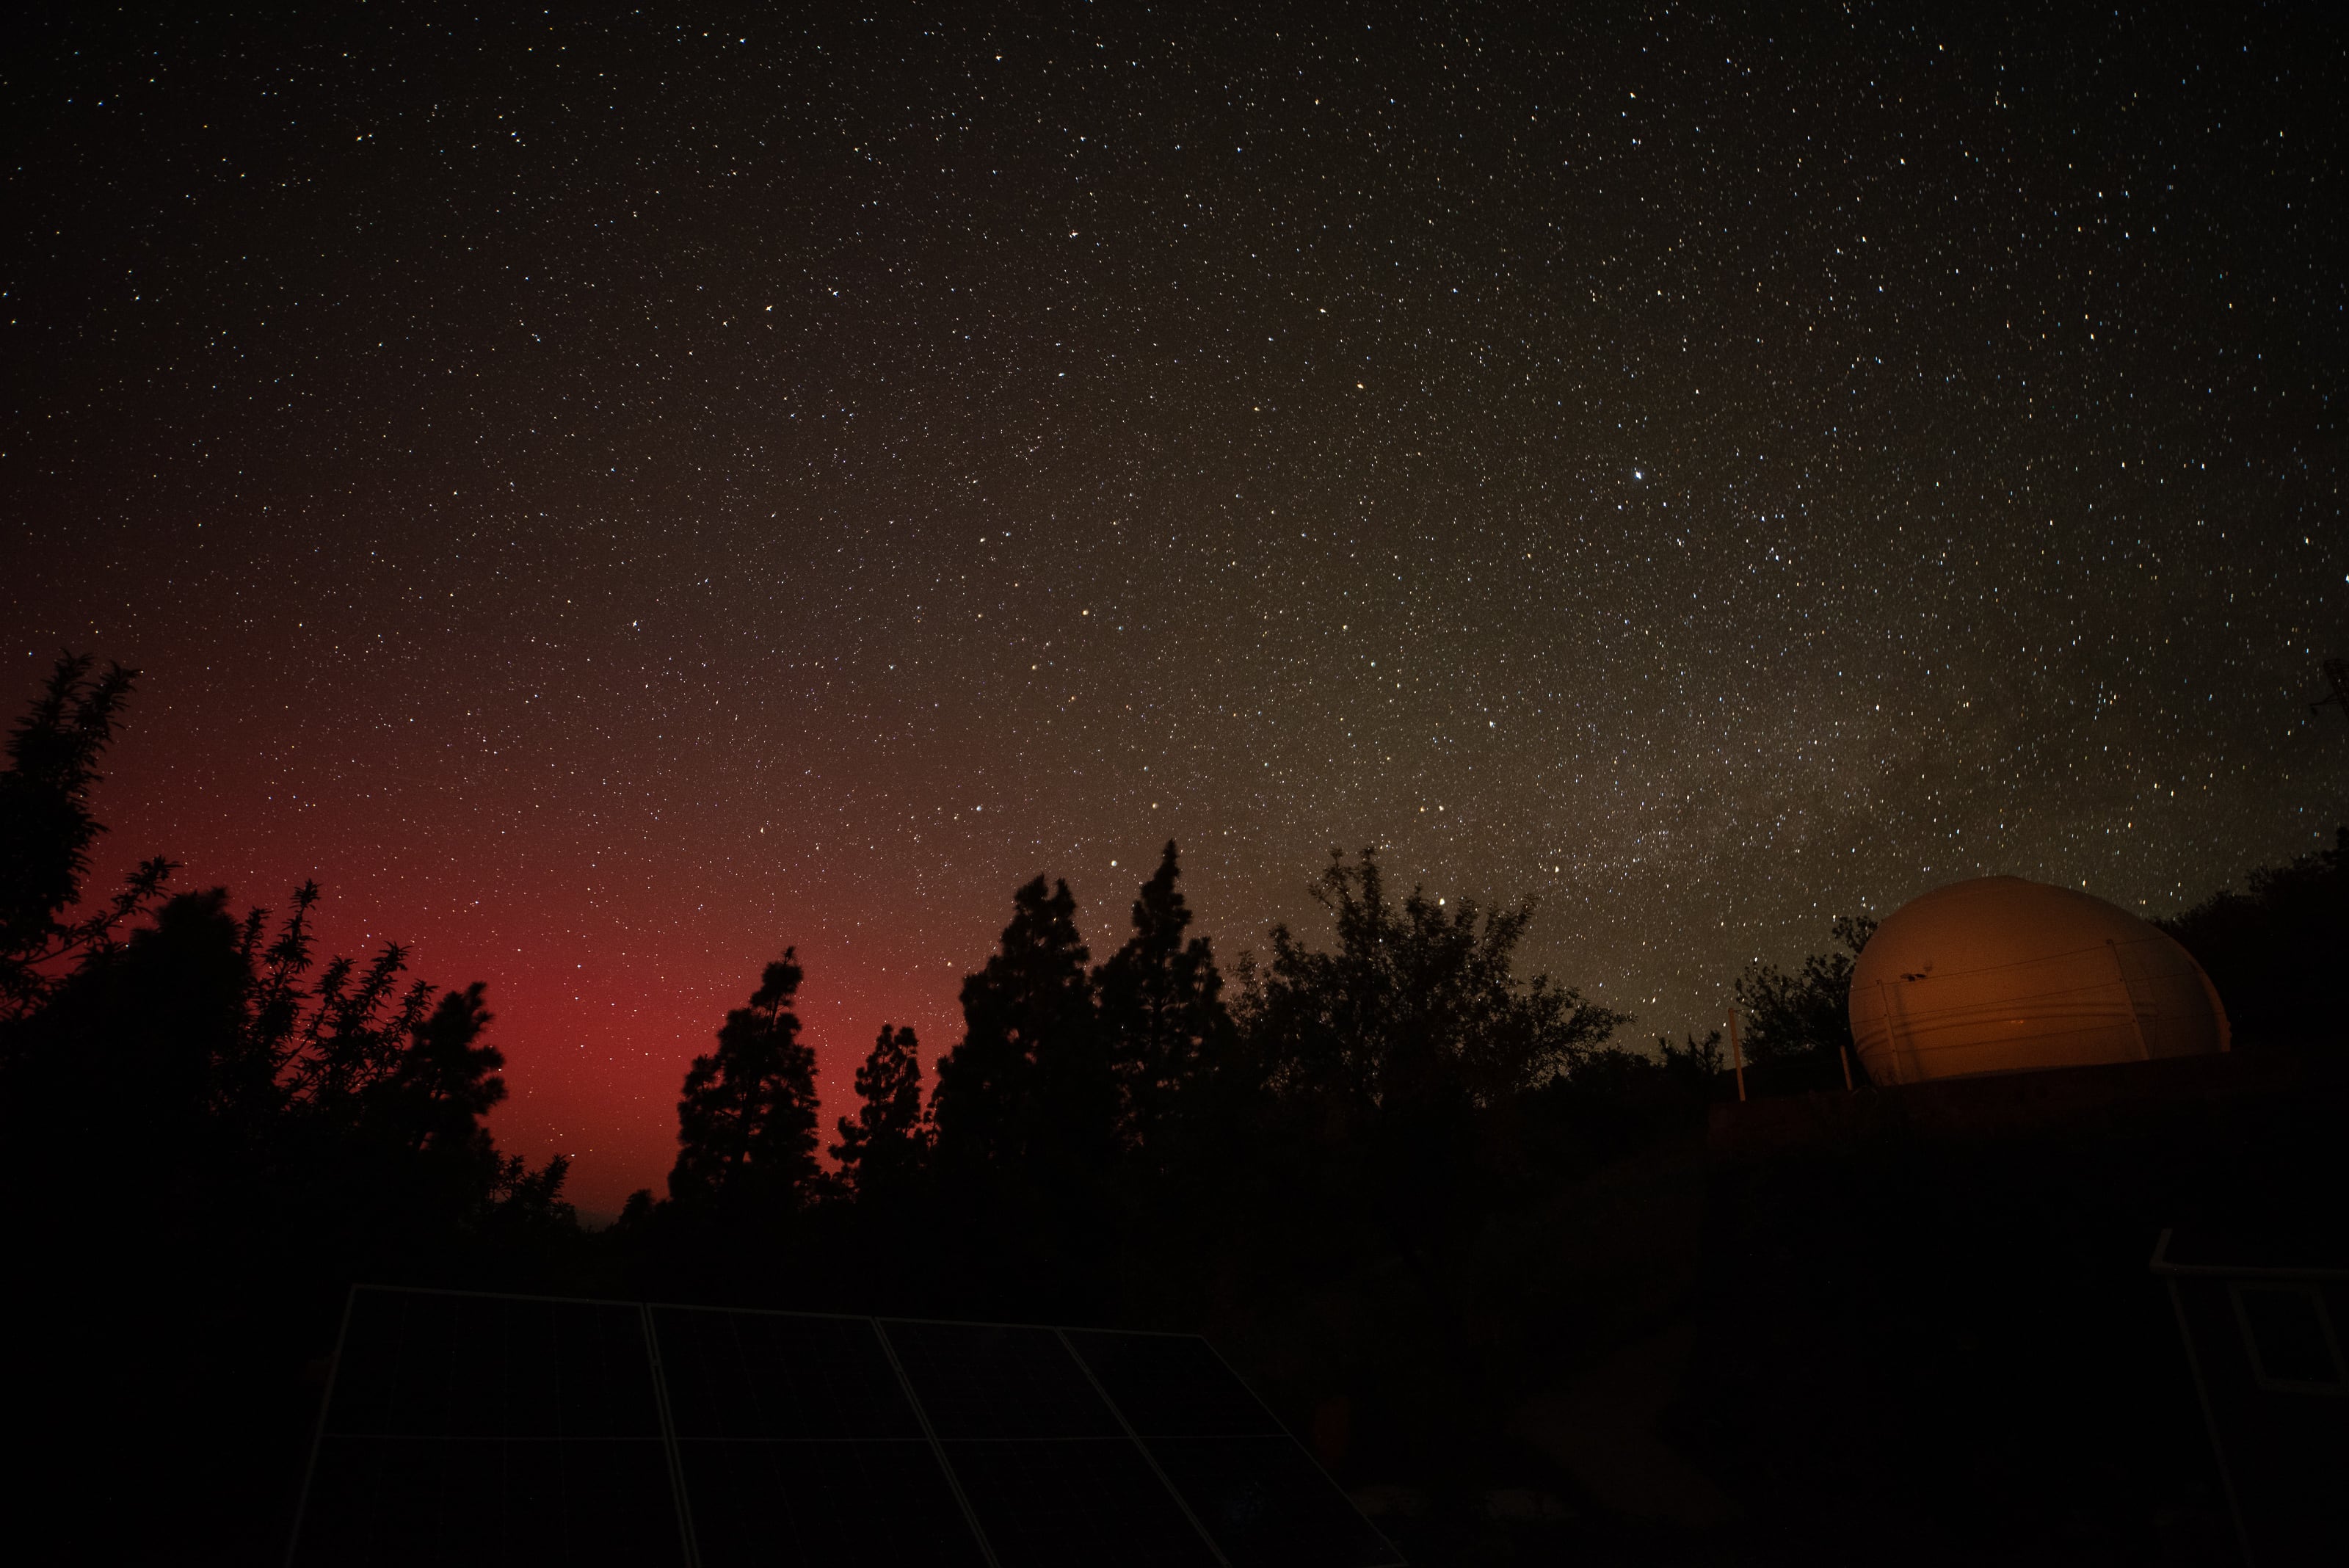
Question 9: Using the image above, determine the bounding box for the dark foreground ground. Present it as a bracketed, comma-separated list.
[1321, 1051, 2342, 1566]
[18, 1049, 2340, 1566]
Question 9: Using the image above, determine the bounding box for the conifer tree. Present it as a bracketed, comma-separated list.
[382, 982, 507, 1153]
[930, 876, 1106, 1174]
[1095, 841, 1232, 1155]
[669, 949, 822, 1216]
[831, 1023, 928, 1199]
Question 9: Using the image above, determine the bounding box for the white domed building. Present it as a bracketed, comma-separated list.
[1848, 877, 2231, 1086]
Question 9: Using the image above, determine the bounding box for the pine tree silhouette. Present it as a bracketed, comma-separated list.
[929, 876, 1120, 1310]
[670, 949, 823, 1216]
[379, 983, 506, 1150]
[930, 876, 1097, 1173]
[1095, 841, 1232, 1158]
[830, 1023, 928, 1199]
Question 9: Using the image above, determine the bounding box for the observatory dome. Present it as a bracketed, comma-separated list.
[1847, 877, 2229, 1086]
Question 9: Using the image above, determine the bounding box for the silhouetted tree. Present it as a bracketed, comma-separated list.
[1520, 1029, 1729, 1182]
[2160, 827, 2348, 1054]
[1235, 849, 1627, 1281]
[1095, 841, 1233, 1158]
[476, 1149, 579, 1244]
[364, 980, 509, 1224]
[1243, 848, 1626, 1110]
[17, 886, 253, 1172]
[1213, 850, 1633, 1493]
[257, 882, 435, 1121]
[831, 1023, 929, 1200]
[0, 658, 589, 1564]
[0, 653, 173, 1022]
[670, 950, 823, 1216]
[1659, 1027, 1727, 1086]
[1732, 914, 1874, 1089]
[926, 875, 1121, 1310]
[11, 871, 553, 1234]
[930, 876, 1104, 1172]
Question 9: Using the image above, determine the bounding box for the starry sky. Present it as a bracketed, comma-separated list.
[7, 4, 2343, 1211]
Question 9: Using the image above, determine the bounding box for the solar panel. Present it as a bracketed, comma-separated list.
[929, 1431, 1218, 1568]
[882, 1320, 1216, 1567]
[880, 1321, 1125, 1441]
[653, 1307, 982, 1568]
[655, 1307, 923, 1442]
[1061, 1329, 1283, 1438]
[1067, 1330, 1406, 1568]
[291, 1290, 1404, 1568]
[290, 1288, 686, 1567]
[1146, 1435, 1404, 1568]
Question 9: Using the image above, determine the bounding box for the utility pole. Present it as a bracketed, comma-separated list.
[1727, 1010, 1748, 1103]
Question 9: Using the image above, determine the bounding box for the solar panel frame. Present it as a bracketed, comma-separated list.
[1144, 1434, 1405, 1568]
[650, 1303, 929, 1442]
[876, 1316, 1228, 1567]
[317, 1285, 669, 1439]
[869, 1310, 1006, 1568]
[651, 1301, 998, 1568]
[1061, 1328, 1286, 1438]
[293, 1433, 694, 1567]
[283, 1279, 359, 1568]
[676, 1434, 990, 1568]
[286, 1285, 694, 1568]
[1055, 1327, 1233, 1567]
[641, 1302, 702, 1568]
[1064, 1327, 1407, 1568]
[932, 1434, 1223, 1568]
[876, 1318, 1127, 1441]
[288, 1290, 1403, 1568]
[1177, 1333, 1405, 1568]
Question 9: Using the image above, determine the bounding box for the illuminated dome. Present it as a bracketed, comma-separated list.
[1848, 877, 2229, 1086]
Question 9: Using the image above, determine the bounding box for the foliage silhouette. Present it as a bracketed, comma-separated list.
[1242, 847, 1627, 1110]
[1094, 840, 1234, 1161]
[1731, 912, 1875, 1090]
[2159, 827, 2349, 1055]
[669, 950, 823, 1217]
[920, 874, 1122, 1310]
[830, 1022, 929, 1201]
[0, 653, 173, 1021]
[0, 653, 579, 1565]
[930, 875, 1108, 1174]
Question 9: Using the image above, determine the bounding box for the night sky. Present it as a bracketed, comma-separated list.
[7, 4, 2342, 1211]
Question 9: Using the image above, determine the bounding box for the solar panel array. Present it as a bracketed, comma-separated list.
[290, 1287, 1405, 1568]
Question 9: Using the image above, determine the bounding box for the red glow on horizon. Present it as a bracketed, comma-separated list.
[84, 710, 981, 1215]
[486, 948, 965, 1216]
